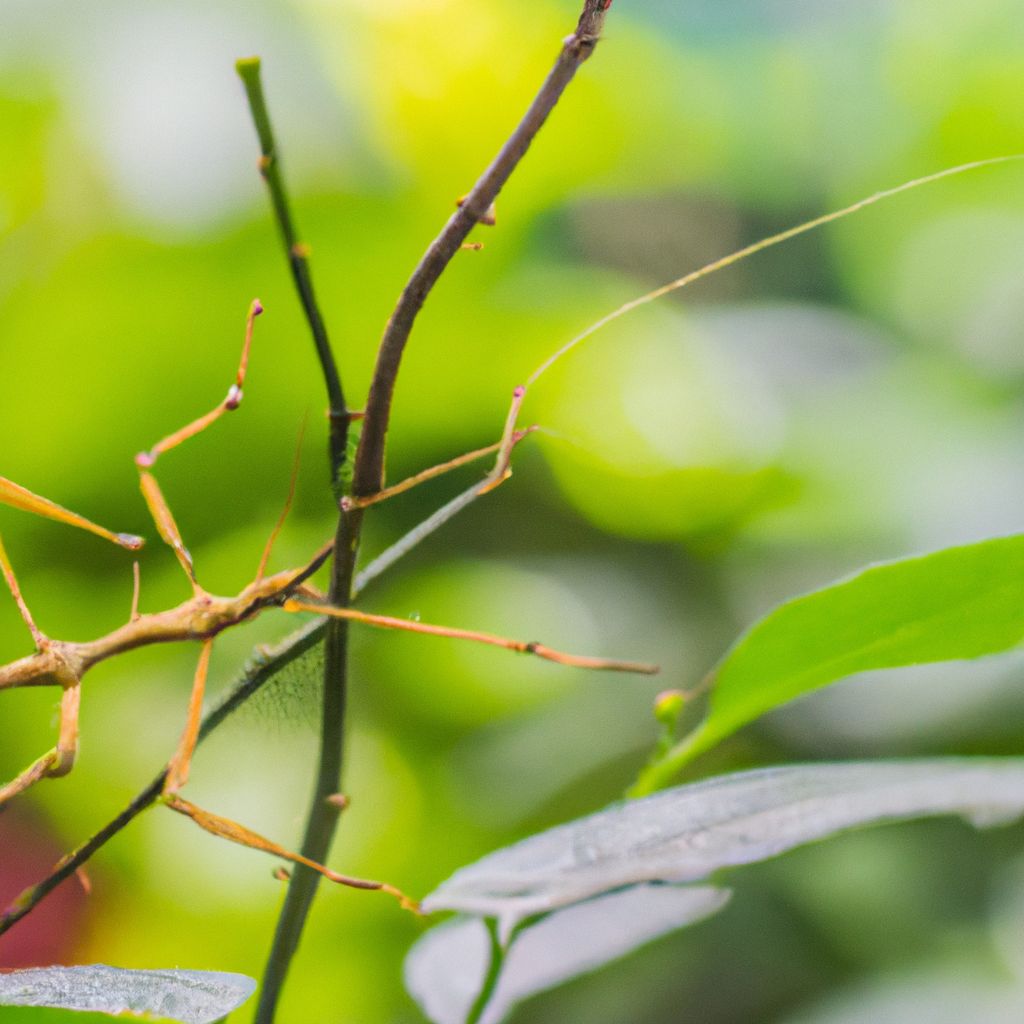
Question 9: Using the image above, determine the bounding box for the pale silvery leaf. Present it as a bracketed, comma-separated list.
[0, 964, 256, 1024]
[423, 759, 1024, 938]
[406, 884, 730, 1024]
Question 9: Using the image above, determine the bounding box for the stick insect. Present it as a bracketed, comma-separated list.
[1, 151, 1016, 930]
[0, 299, 657, 911]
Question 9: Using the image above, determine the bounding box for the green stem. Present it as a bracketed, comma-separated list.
[464, 919, 507, 1024]
[236, 55, 358, 1022]
[235, 57, 349, 485]
[628, 723, 709, 798]
[253, 511, 359, 1024]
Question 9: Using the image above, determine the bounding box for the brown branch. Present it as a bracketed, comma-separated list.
[256, 5, 614, 1017]
[352, 0, 612, 500]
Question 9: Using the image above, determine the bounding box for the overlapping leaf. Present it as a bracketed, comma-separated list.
[423, 759, 1024, 936]
[406, 885, 730, 1024]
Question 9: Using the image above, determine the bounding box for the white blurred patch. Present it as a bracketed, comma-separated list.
[766, 650, 1024, 754]
[2, 0, 353, 234]
[891, 208, 1024, 376]
[621, 323, 784, 467]
[69, 8, 257, 229]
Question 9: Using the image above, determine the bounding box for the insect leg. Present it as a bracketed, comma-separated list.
[163, 639, 213, 794]
[0, 532, 46, 649]
[163, 795, 418, 911]
[159, 640, 417, 911]
[0, 680, 81, 806]
[134, 299, 262, 590]
[0, 476, 143, 551]
[283, 598, 659, 675]
[343, 386, 534, 511]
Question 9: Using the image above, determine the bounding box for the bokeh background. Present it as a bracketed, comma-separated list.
[1, 0, 1024, 1021]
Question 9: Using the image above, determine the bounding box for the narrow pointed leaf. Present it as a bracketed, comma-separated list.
[406, 885, 730, 1024]
[0, 964, 256, 1024]
[676, 534, 1024, 770]
[423, 759, 1024, 936]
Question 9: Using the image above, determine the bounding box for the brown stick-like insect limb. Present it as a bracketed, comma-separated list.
[0, 301, 655, 913]
[164, 796, 420, 913]
[284, 599, 659, 676]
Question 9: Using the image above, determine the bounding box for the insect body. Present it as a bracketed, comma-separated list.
[0, 300, 654, 913]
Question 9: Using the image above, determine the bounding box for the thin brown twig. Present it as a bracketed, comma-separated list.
[352, 0, 612, 501]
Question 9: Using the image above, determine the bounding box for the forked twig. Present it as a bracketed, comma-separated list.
[352, 3, 613, 500]
[257, 6, 616, 1017]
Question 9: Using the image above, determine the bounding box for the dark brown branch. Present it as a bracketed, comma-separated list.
[254, 4, 613, 1019]
[352, 0, 612, 499]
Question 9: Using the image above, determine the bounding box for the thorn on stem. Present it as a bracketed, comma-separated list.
[455, 195, 497, 226]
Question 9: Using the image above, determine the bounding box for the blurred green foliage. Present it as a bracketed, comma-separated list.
[1, 0, 1023, 1021]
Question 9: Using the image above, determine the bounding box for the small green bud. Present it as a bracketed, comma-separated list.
[653, 689, 686, 728]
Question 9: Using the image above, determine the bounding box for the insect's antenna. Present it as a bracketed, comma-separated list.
[526, 155, 1024, 388]
[255, 414, 308, 582]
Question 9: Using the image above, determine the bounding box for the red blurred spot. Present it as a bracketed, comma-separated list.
[0, 808, 90, 967]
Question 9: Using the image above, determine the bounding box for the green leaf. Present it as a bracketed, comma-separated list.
[637, 534, 1024, 792]
[0, 965, 256, 1024]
